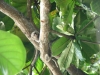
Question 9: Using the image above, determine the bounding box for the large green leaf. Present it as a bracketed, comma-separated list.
[71, 52, 79, 68]
[81, 41, 99, 62]
[58, 41, 74, 72]
[51, 37, 70, 56]
[54, 0, 75, 34]
[52, 17, 63, 32]
[74, 9, 87, 34]
[91, 0, 100, 15]
[94, 16, 100, 43]
[0, 30, 26, 75]
[73, 41, 85, 61]
[61, 1, 75, 28]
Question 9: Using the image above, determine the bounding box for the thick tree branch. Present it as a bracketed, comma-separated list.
[39, 0, 62, 75]
[0, 0, 39, 50]
[67, 64, 87, 75]
[0, 0, 62, 75]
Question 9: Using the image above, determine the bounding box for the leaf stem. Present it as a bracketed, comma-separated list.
[29, 49, 39, 75]
[77, 16, 99, 35]
[51, 30, 75, 40]
[81, 40, 100, 45]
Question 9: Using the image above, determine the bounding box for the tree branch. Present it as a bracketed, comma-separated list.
[0, 0, 62, 75]
[27, 0, 32, 21]
[0, 0, 39, 50]
[67, 64, 87, 75]
[29, 49, 39, 75]
[39, 0, 62, 75]
[27, 0, 38, 31]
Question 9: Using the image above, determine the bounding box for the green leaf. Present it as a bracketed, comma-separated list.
[0, 30, 26, 75]
[11, 0, 27, 3]
[52, 17, 63, 32]
[34, 58, 43, 74]
[77, 35, 91, 41]
[2, 16, 14, 30]
[91, 0, 100, 15]
[50, 0, 54, 3]
[11, 25, 29, 43]
[42, 68, 50, 75]
[51, 37, 70, 56]
[78, 20, 91, 32]
[81, 41, 99, 62]
[82, 0, 92, 7]
[72, 52, 79, 68]
[74, 9, 87, 33]
[58, 41, 74, 71]
[94, 17, 100, 43]
[17, 5, 27, 14]
[54, 0, 72, 8]
[77, 19, 95, 35]
[60, 1, 75, 27]
[73, 41, 85, 61]
[32, 6, 40, 28]
[25, 43, 34, 62]
[10, 1, 27, 14]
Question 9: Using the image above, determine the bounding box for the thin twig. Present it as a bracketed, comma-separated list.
[31, 50, 39, 67]
[27, 0, 38, 31]
[51, 30, 75, 40]
[77, 16, 99, 35]
[27, 0, 32, 21]
[22, 64, 30, 70]
[29, 64, 40, 75]
[29, 49, 39, 75]
[40, 65, 47, 75]
[34, 66, 40, 75]
[81, 40, 100, 45]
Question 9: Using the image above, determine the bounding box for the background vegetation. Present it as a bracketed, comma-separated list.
[0, 0, 100, 75]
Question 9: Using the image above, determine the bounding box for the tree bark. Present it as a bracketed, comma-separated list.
[67, 64, 87, 75]
[0, 0, 63, 75]
[39, 0, 62, 75]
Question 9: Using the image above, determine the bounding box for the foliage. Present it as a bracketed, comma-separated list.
[0, 0, 100, 75]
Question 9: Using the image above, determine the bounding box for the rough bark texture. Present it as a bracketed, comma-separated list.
[0, 0, 62, 75]
[39, 0, 62, 75]
[67, 64, 88, 75]
[0, 0, 87, 75]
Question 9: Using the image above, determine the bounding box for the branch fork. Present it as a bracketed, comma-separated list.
[0, 0, 62, 75]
